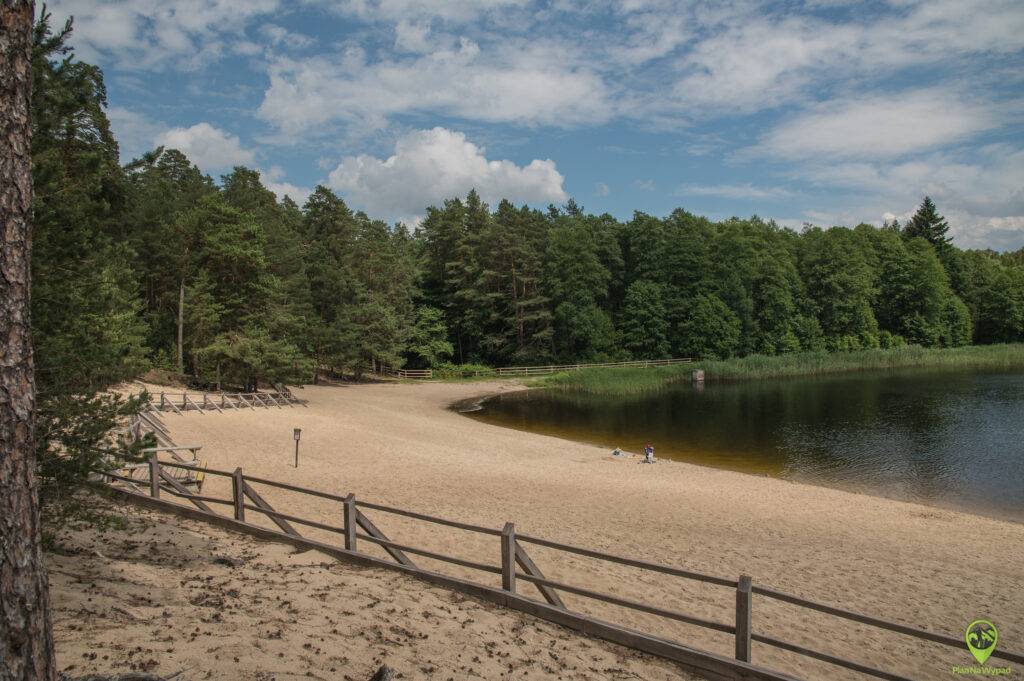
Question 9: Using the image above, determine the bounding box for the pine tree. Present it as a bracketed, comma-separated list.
[1, 3, 58, 677]
[302, 186, 359, 377]
[124, 147, 215, 365]
[30, 10, 153, 526]
[903, 196, 951, 252]
[545, 212, 615, 360]
[478, 200, 551, 362]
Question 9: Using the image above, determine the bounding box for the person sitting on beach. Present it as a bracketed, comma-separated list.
[643, 442, 655, 464]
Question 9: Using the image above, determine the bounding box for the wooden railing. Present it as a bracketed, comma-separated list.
[103, 460, 1022, 681]
[392, 368, 434, 379]
[129, 390, 303, 414]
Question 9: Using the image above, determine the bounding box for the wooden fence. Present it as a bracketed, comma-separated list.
[102, 459, 1022, 681]
[126, 409, 174, 446]
[131, 390, 303, 414]
[391, 368, 434, 379]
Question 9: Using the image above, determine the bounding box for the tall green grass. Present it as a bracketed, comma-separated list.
[537, 344, 1024, 395]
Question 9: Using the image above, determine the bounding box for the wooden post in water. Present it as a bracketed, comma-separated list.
[344, 494, 357, 551]
[232, 468, 245, 521]
[501, 522, 516, 593]
[692, 369, 705, 383]
[735, 575, 752, 662]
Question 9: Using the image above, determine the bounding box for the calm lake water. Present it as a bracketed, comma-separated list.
[466, 369, 1024, 521]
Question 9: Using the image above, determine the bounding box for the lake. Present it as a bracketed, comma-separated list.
[466, 369, 1024, 522]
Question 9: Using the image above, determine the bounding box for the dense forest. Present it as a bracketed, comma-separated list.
[32, 14, 1024, 393]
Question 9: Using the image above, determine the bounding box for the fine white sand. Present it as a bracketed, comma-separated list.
[114, 380, 1024, 679]
[50, 505, 700, 680]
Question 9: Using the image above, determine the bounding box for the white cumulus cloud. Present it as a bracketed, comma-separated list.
[326, 127, 567, 222]
[155, 123, 257, 174]
[258, 39, 611, 136]
[261, 166, 313, 204]
[753, 90, 998, 160]
[326, 0, 529, 24]
[769, 143, 1024, 250]
[677, 183, 792, 200]
[48, 0, 280, 69]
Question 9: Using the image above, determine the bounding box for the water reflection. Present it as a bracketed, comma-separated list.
[467, 369, 1024, 521]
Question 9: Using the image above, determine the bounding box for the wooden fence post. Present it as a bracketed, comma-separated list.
[501, 522, 516, 593]
[344, 493, 357, 551]
[735, 575, 752, 662]
[148, 452, 160, 498]
[160, 392, 166, 410]
[232, 468, 245, 521]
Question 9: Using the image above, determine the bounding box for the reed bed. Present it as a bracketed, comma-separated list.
[538, 344, 1024, 395]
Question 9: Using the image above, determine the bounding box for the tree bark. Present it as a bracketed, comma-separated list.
[176, 277, 184, 375]
[1, 2, 57, 680]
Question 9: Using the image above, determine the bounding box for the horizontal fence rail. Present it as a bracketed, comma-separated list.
[101, 457, 1021, 681]
[124, 390, 303, 414]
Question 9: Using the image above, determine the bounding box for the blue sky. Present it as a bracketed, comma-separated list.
[49, 0, 1024, 249]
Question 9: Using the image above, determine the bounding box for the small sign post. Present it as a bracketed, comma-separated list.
[293, 428, 301, 468]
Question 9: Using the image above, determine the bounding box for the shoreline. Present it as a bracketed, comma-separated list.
[146, 379, 1023, 680]
[463, 377, 1024, 525]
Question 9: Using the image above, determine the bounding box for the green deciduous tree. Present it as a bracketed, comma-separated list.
[406, 306, 454, 368]
[799, 228, 880, 350]
[619, 281, 670, 359]
[675, 294, 742, 360]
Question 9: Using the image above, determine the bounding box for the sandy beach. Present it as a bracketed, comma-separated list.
[50, 504, 700, 680]
[95, 380, 1024, 680]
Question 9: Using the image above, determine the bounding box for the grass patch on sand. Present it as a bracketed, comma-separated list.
[535, 344, 1024, 395]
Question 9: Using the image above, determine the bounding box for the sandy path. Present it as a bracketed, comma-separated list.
[50, 505, 699, 680]
[137, 381, 1023, 680]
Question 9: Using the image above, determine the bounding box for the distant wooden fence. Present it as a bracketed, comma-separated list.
[383, 358, 695, 380]
[129, 390, 303, 415]
[102, 460, 1022, 681]
[391, 368, 434, 379]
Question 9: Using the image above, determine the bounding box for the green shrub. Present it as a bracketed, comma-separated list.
[432, 362, 496, 379]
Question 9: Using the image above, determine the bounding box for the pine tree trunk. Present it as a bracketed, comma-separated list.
[176, 276, 184, 374]
[511, 261, 524, 351]
[1, 2, 58, 679]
